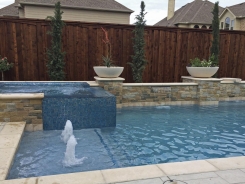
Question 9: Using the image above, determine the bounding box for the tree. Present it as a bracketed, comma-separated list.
[128, 1, 147, 83]
[210, 1, 220, 67]
[46, 2, 66, 81]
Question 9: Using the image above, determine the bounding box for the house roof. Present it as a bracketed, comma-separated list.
[155, 0, 224, 27]
[0, 1, 19, 17]
[20, 0, 133, 13]
[0, 0, 133, 17]
[226, 2, 245, 17]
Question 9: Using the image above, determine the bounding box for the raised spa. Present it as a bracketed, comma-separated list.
[0, 82, 116, 130]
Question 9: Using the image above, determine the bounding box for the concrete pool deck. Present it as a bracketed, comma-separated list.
[0, 122, 245, 184]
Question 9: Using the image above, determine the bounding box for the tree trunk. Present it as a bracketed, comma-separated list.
[1, 72, 4, 81]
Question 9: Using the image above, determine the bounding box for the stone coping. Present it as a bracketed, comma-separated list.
[0, 93, 44, 99]
[182, 76, 223, 81]
[94, 76, 125, 82]
[85, 81, 99, 87]
[221, 81, 245, 84]
[0, 122, 26, 181]
[2, 155, 245, 184]
[221, 78, 242, 83]
[123, 83, 198, 86]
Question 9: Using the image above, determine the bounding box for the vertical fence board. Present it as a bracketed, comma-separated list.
[0, 18, 245, 82]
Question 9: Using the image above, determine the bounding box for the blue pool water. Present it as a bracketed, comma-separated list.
[0, 82, 116, 130]
[8, 101, 245, 179]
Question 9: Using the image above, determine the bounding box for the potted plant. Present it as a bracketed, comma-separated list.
[186, 54, 219, 78]
[0, 56, 13, 81]
[93, 27, 124, 78]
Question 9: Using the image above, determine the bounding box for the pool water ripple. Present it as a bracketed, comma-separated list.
[8, 101, 245, 179]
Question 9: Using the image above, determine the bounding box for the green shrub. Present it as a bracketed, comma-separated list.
[0, 56, 13, 81]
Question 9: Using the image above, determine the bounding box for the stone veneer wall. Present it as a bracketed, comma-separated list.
[122, 85, 198, 103]
[0, 98, 43, 131]
[95, 77, 245, 107]
[220, 83, 245, 99]
[95, 77, 124, 104]
[182, 78, 221, 104]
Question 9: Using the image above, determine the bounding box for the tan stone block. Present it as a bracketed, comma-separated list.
[32, 119, 43, 124]
[0, 100, 13, 103]
[29, 100, 42, 105]
[0, 104, 6, 110]
[10, 116, 24, 122]
[20, 99, 30, 103]
[15, 103, 24, 109]
[26, 116, 38, 119]
[23, 107, 34, 111]
[16, 111, 29, 117]
[25, 124, 34, 132]
[33, 124, 43, 131]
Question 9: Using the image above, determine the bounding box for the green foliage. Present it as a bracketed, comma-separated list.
[46, 1, 66, 81]
[128, 1, 147, 83]
[208, 54, 218, 67]
[189, 57, 212, 67]
[189, 54, 217, 67]
[102, 56, 113, 67]
[210, 1, 220, 67]
[101, 27, 114, 67]
[0, 56, 13, 72]
[0, 56, 13, 81]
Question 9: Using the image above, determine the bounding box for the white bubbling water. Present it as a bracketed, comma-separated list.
[61, 120, 73, 144]
[155, 106, 171, 109]
[62, 135, 87, 167]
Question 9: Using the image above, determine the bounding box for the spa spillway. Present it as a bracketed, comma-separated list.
[0, 82, 116, 130]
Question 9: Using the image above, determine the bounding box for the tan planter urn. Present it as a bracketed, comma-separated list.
[186, 67, 219, 78]
[93, 66, 124, 78]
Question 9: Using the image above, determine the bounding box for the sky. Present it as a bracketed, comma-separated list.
[0, 0, 244, 25]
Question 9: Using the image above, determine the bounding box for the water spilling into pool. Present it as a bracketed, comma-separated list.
[8, 101, 245, 179]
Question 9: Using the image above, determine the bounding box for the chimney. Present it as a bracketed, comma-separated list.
[167, 0, 175, 20]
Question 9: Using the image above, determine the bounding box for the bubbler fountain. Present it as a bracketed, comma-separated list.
[61, 120, 87, 167]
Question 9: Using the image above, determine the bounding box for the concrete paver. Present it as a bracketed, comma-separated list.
[0, 178, 37, 184]
[157, 160, 218, 176]
[207, 157, 245, 170]
[185, 177, 229, 184]
[216, 169, 245, 184]
[38, 170, 105, 184]
[0, 122, 25, 135]
[169, 172, 218, 181]
[0, 134, 21, 149]
[102, 165, 166, 183]
[115, 178, 164, 184]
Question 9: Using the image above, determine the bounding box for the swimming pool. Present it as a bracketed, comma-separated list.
[8, 101, 245, 179]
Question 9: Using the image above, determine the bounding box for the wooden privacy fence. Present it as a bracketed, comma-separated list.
[0, 17, 245, 82]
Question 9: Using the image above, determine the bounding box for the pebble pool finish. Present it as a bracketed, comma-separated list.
[7, 101, 245, 179]
[0, 82, 116, 130]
